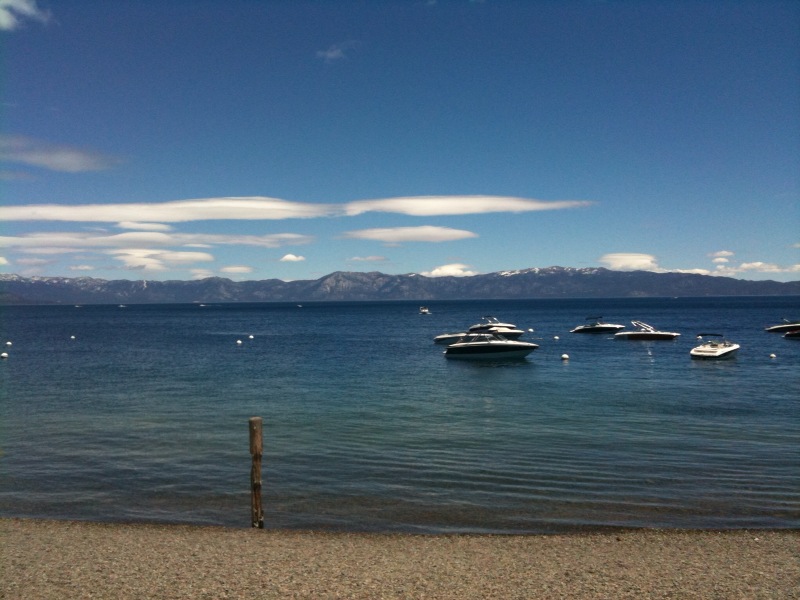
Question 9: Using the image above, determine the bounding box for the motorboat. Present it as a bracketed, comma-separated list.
[614, 321, 680, 340]
[764, 318, 800, 333]
[444, 333, 539, 360]
[570, 316, 625, 334]
[419, 306, 431, 315]
[467, 316, 525, 339]
[433, 332, 467, 345]
[783, 330, 800, 339]
[690, 334, 740, 359]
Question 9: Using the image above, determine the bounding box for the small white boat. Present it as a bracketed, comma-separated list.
[419, 306, 431, 315]
[467, 316, 525, 339]
[614, 321, 680, 340]
[444, 333, 538, 360]
[570, 316, 625, 334]
[690, 334, 740, 359]
[765, 319, 800, 333]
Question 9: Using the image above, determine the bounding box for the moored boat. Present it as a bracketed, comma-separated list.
[419, 306, 431, 315]
[433, 332, 467, 345]
[570, 316, 625, 334]
[444, 333, 538, 360]
[690, 334, 740, 359]
[783, 330, 800, 339]
[765, 318, 800, 333]
[467, 315, 525, 339]
[614, 321, 680, 340]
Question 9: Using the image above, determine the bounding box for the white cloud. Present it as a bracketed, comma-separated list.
[0, 0, 50, 31]
[342, 226, 477, 243]
[0, 195, 592, 224]
[0, 256, 8, 265]
[0, 231, 313, 250]
[738, 261, 782, 273]
[0, 135, 121, 172]
[117, 221, 174, 232]
[420, 263, 478, 277]
[69, 265, 95, 271]
[107, 249, 214, 271]
[190, 269, 215, 280]
[344, 195, 592, 217]
[599, 253, 659, 271]
[280, 254, 306, 262]
[709, 250, 735, 258]
[0, 197, 336, 223]
[220, 265, 253, 274]
[712, 257, 729, 264]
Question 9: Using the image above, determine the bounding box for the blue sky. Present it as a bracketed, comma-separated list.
[1, 0, 798, 282]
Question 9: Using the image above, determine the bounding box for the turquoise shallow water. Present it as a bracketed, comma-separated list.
[1, 297, 798, 532]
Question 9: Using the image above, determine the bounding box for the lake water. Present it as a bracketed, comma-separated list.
[1, 297, 798, 533]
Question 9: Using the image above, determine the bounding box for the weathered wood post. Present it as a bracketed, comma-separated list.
[249, 416, 264, 528]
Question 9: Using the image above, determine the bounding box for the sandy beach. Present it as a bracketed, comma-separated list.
[1, 519, 797, 599]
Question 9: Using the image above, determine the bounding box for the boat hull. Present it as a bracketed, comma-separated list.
[765, 323, 800, 333]
[445, 345, 536, 360]
[690, 344, 740, 359]
[615, 332, 680, 340]
[571, 325, 625, 334]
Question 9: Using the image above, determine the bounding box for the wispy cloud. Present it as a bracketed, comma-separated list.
[0, 231, 314, 249]
[344, 196, 592, 216]
[341, 226, 477, 244]
[348, 256, 388, 263]
[108, 249, 214, 271]
[0, 135, 121, 172]
[220, 265, 253, 274]
[420, 263, 478, 277]
[316, 40, 360, 63]
[0, 195, 591, 223]
[0, 0, 50, 31]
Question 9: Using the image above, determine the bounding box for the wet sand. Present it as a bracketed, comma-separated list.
[2, 519, 797, 599]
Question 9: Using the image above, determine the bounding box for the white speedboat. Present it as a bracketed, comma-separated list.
[467, 316, 525, 339]
[570, 316, 625, 334]
[614, 321, 680, 340]
[419, 306, 431, 315]
[690, 334, 740, 359]
[765, 319, 800, 333]
[444, 333, 539, 360]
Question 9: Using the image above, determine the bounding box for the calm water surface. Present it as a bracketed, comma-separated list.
[1, 297, 798, 532]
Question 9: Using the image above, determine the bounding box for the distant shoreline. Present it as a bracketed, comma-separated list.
[3, 518, 798, 599]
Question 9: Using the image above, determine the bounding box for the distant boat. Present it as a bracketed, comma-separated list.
[419, 306, 431, 315]
[764, 318, 800, 333]
[614, 321, 680, 340]
[690, 334, 740, 360]
[444, 333, 538, 360]
[570, 316, 625, 334]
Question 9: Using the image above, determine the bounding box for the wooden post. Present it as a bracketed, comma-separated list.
[249, 416, 264, 528]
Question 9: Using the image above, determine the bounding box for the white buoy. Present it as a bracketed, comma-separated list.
[561, 353, 569, 360]
[1, 352, 8, 359]
[236, 339, 243, 345]
[770, 353, 776, 359]
[249, 335, 254, 339]
[5, 341, 11, 346]
[70, 335, 76, 340]
[528, 328, 534, 333]
[554, 336, 560, 340]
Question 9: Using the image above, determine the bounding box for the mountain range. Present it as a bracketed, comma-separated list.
[1, 267, 798, 305]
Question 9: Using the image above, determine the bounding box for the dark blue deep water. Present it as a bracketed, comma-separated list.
[1, 297, 798, 533]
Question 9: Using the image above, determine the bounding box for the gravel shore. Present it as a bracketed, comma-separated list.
[2, 519, 797, 599]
